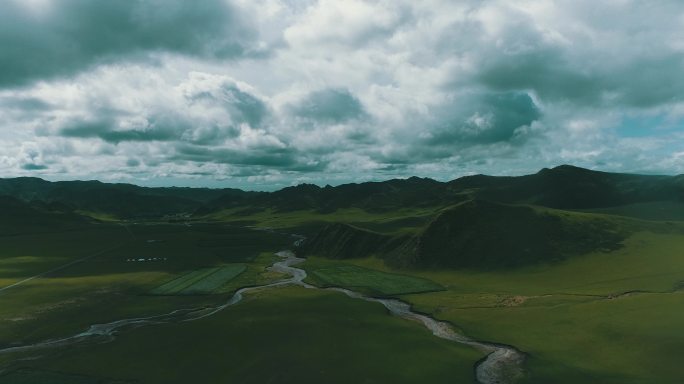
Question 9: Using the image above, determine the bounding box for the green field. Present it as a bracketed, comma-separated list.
[0, 223, 291, 354]
[206, 207, 438, 236]
[0, 368, 104, 384]
[581, 201, 684, 221]
[151, 264, 247, 295]
[3, 201, 684, 383]
[304, 263, 443, 296]
[2, 287, 482, 384]
[304, 230, 684, 383]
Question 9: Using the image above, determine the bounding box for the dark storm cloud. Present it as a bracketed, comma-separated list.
[56, 81, 270, 145]
[289, 88, 366, 123]
[428, 92, 541, 146]
[477, 50, 684, 108]
[611, 55, 684, 107]
[21, 163, 48, 171]
[186, 82, 269, 128]
[476, 49, 603, 105]
[220, 84, 268, 128]
[0, 0, 261, 87]
[0, 96, 52, 111]
[59, 117, 180, 143]
[173, 144, 327, 172]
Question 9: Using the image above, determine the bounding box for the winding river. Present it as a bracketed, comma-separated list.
[0, 250, 525, 384]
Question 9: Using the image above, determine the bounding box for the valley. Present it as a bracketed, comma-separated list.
[0, 165, 683, 383]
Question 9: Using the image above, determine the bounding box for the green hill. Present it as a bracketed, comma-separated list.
[0, 196, 93, 235]
[449, 165, 683, 209]
[0, 177, 255, 219]
[301, 200, 628, 270]
[411, 200, 626, 269]
[301, 222, 407, 260]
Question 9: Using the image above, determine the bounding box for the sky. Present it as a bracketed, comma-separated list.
[1, 0, 684, 190]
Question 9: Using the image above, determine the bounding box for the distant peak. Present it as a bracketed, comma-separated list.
[539, 164, 591, 174]
[553, 164, 585, 170]
[279, 183, 321, 192]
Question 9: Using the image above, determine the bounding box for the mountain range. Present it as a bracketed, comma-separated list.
[2, 165, 682, 219]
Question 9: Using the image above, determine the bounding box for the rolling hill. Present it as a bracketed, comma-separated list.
[300, 200, 629, 269]
[0, 195, 93, 235]
[0, 177, 256, 219]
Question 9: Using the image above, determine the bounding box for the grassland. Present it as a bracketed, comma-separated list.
[205, 206, 438, 236]
[3, 199, 684, 383]
[0, 368, 104, 384]
[2, 286, 483, 384]
[300, 230, 684, 383]
[303, 261, 443, 296]
[0, 223, 291, 355]
[580, 201, 684, 221]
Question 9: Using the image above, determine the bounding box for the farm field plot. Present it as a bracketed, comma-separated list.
[306, 264, 444, 296]
[151, 264, 247, 295]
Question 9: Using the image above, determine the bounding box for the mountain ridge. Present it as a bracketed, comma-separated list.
[2, 165, 683, 219]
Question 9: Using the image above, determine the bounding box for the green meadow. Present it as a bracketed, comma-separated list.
[2, 287, 482, 384]
[2, 200, 684, 383]
[206, 206, 439, 235]
[300, 230, 684, 383]
[304, 261, 443, 296]
[0, 223, 291, 353]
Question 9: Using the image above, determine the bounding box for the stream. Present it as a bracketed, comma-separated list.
[0, 250, 525, 384]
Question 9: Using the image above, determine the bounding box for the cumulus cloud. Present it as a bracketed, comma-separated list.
[426, 92, 542, 146]
[0, 0, 264, 87]
[1, 0, 683, 188]
[288, 88, 367, 124]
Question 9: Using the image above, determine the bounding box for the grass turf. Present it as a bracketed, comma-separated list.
[304, 262, 443, 296]
[11, 286, 483, 384]
[205, 207, 439, 236]
[0, 223, 291, 352]
[310, 230, 684, 383]
[0, 368, 109, 384]
[3, 209, 683, 383]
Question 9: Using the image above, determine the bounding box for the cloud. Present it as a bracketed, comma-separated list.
[467, 2, 684, 108]
[426, 92, 542, 146]
[283, 0, 411, 49]
[21, 163, 48, 171]
[1, 0, 684, 187]
[35, 70, 271, 147]
[0, 96, 52, 111]
[0, 0, 264, 87]
[181, 73, 269, 129]
[59, 116, 182, 143]
[288, 88, 366, 123]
